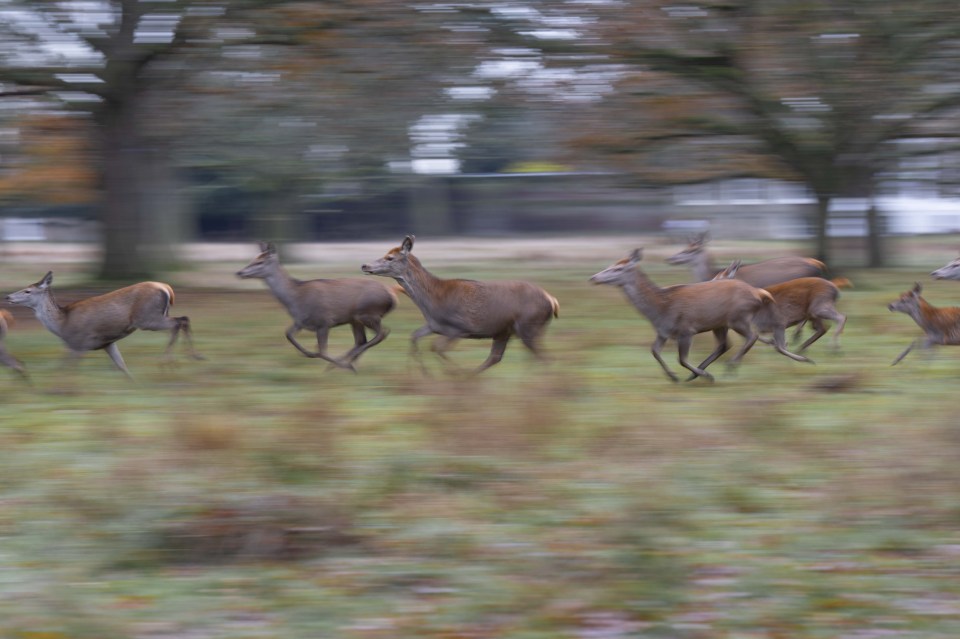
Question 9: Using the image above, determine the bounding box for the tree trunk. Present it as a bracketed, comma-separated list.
[97, 100, 147, 280]
[865, 192, 885, 268]
[97, 97, 153, 280]
[813, 194, 831, 265]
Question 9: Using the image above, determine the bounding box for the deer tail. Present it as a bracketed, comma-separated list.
[831, 277, 853, 289]
[546, 293, 560, 318]
[0, 309, 11, 338]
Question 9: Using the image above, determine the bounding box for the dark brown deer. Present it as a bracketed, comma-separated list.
[713, 260, 849, 352]
[0, 310, 27, 378]
[888, 282, 960, 365]
[590, 249, 810, 382]
[667, 233, 825, 288]
[931, 255, 960, 280]
[5, 272, 200, 378]
[237, 242, 397, 371]
[361, 235, 559, 374]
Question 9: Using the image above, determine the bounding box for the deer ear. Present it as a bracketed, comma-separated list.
[258, 241, 270, 253]
[629, 248, 643, 263]
[401, 235, 415, 254]
[39, 271, 53, 288]
[912, 282, 923, 294]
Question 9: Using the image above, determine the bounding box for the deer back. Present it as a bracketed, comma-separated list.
[735, 257, 826, 288]
[658, 279, 771, 333]
[61, 282, 173, 338]
[420, 279, 555, 335]
[918, 298, 960, 343]
[762, 277, 839, 325]
[293, 278, 397, 324]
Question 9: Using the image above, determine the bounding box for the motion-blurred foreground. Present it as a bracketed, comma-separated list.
[4, 0, 960, 634]
[1, 236, 960, 636]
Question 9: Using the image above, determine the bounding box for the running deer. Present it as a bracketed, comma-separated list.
[0, 310, 27, 378]
[361, 235, 559, 374]
[667, 233, 826, 288]
[4, 272, 201, 378]
[237, 242, 397, 371]
[931, 255, 960, 280]
[589, 249, 810, 382]
[888, 282, 960, 365]
[713, 260, 849, 351]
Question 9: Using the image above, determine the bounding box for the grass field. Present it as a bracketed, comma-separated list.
[1, 237, 960, 638]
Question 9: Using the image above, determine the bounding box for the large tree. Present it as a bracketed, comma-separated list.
[575, 0, 960, 265]
[0, 0, 480, 277]
[0, 0, 272, 277]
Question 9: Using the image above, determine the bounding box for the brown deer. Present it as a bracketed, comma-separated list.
[590, 249, 810, 382]
[713, 260, 849, 351]
[361, 235, 559, 374]
[931, 255, 960, 280]
[4, 272, 201, 378]
[667, 233, 826, 288]
[0, 310, 27, 378]
[888, 282, 960, 365]
[237, 242, 397, 371]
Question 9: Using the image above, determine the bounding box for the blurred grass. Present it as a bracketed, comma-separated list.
[1, 238, 960, 637]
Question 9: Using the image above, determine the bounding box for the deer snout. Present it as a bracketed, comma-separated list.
[361, 264, 375, 274]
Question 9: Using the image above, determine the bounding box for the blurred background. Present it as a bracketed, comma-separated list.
[1, 0, 959, 277]
[3, 2, 960, 637]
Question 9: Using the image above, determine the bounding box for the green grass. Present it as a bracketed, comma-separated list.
[2, 241, 960, 637]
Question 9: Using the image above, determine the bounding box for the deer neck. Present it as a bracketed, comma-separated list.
[620, 268, 668, 321]
[31, 292, 67, 338]
[693, 251, 717, 282]
[262, 264, 302, 312]
[394, 256, 445, 316]
[917, 297, 951, 338]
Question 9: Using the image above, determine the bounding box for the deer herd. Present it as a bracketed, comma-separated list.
[2, 233, 960, 383]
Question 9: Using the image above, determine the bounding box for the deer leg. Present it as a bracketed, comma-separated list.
[891, 339, 915, 365]
[104, 342, 134, 379]
[343, 317, 390, 365]
[809, 308, 846, 351]
[516, 322, 549, 361]
[696, 328, 729, 370]
[726, 321, 760, 368]
[830, 311, 846, 350]
[677, 336, 713, 382]
[431, 335, 464, 374]
[0, 349, 28, 381]
[173, 316, 204, 360]
[284, 324, 353, 370]
[685, 328, 729, 381]
[139, 314, 203, 361]
[339, 321, 369, 365]
[791, 319, 807, 344]
[650, 334, 679, 382]
[317, 326, 356, 371]
[797, 317, 828, 351]
[892, 337, 932, 365]
[769, 325, 813, 363]
[410, 325, 435, 375]
[475, 333, 510, 374]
